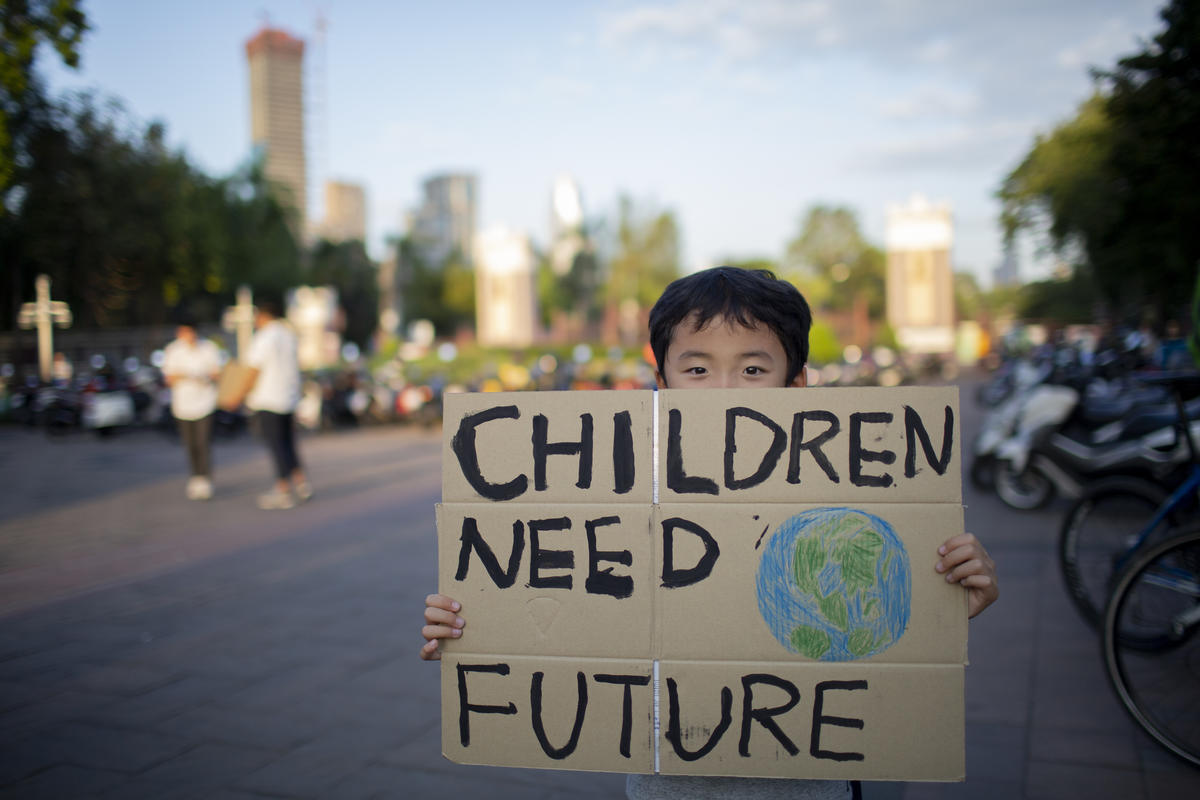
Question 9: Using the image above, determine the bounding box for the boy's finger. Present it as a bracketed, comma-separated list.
[425, 594, 462, 612]
[419, 639, 443, 661]
[943, 558, 985, 584]
[424, 607, 465, 628]
[936, 543, 985, 571]
[423, 624, 463, 641]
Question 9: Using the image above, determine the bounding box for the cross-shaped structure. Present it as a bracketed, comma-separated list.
[222, 285, 256, 363]
[17, 274, 72, 382]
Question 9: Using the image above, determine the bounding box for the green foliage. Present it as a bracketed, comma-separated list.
[808, 320, 842, 364]
[606, 195, 680, 308]
[1018, 273, 1098, 324]
[307, 239, 379, 347]
[785, 205, 885, 318]
[999, 0, 1200, 321]
[1, 0, 88, 201]
[395, 239, 474, 337]
[953, 272, 982, 322]
[1, 95, 300, 329]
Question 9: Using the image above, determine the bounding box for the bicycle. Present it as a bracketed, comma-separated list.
[1101, 524, 1200, 766]
[1058, 372, 1200, 632]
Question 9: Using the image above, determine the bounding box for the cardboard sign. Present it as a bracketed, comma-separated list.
[216, 361, 255, 410]
[438, 387, 966, 782]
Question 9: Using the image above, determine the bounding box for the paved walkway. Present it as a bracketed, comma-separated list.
[0, 387, 1196, 798]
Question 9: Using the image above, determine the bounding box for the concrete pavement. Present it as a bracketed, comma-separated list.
[0, 388, 1196, 798]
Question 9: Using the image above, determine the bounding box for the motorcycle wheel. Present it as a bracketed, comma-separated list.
[994, 462, 1054, 510]
[969, 454, 996, 490]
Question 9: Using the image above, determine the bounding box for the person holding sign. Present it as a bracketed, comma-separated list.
[221, 297, 314, 510]
[422, 266, 998, 798]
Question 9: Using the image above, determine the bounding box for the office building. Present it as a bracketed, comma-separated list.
[320, 180, 367, 243]
[885, 195, 956, 354]
[475, 226, 537, 347]
[246, 27, 307, 235]
[410, 173, 477, 268]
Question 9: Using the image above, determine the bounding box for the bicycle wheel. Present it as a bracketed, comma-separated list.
[1059, 477, 1168, 629]
[1102, 527, 1200, 766]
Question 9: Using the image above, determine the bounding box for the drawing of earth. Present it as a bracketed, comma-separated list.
[756, 508, 911, 661]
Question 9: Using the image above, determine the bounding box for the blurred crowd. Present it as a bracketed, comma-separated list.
[0, 333, 1069, 440]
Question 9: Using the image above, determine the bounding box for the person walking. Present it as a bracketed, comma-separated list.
[223, 297, 313, 509]
[162, 317, 221, 500]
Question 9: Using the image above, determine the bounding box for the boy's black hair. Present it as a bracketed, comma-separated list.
[649, 266, 812, 385]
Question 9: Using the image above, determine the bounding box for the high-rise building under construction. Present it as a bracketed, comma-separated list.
[246, 27, 307, 235]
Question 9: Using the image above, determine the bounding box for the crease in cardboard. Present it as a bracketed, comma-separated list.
[651, 390, 661, 773]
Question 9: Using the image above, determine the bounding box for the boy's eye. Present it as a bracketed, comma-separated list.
[685, 366, 707, 375]
[744, 366, 764, 376]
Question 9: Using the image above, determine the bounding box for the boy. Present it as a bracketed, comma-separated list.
[421, 266, 998, 798]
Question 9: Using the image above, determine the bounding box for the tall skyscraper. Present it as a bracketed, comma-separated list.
[320, 180, 366, 243]
[246, 27, 307, 235]
[885, 195, 956, 354]
[409, 173, 477, 268]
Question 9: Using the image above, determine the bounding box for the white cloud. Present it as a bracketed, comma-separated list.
[857, 119, 1034, 171]
[881, 84, 979, 120]
[1057, 17, 1136, 70]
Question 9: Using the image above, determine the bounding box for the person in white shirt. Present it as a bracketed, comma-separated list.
[162, 318, 221, 500]
[223, 297, 313, 510]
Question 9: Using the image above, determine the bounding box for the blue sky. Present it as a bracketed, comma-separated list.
[43, 0, 1165, 284]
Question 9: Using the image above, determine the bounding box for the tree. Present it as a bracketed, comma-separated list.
[605, 195, 680, 309]
[1, 0, 88, 206]
[1, 94, 301, 329]
[999, 0, 1200, 321]
[785, 205, 885, 318]
[307, 239, 379, 348]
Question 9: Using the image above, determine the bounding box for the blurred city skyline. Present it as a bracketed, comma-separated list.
[43, 0, 1164, 284]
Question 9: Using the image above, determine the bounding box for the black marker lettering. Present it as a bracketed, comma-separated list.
[849, 412, 895, 488]
[904, 405, 954, 478]
[738, 673, 801, 756]
[594, 673, 651, 757]
[528, 517, 573, 589]
[661, 517, 720, 588]
[810, 680, 867, 762]
[531, 671, 588, 759]
[612, 410, 636, 494]
[724, 408, 787, 490]
[532, 413, 594, 491]
[452, 406, 528, 501]
[667, 408, 718, 495]
[788, 410, 841, 484]
[457, 662, 517, 747]
[585, 516, 633, 598]
[455, 517, 524, 588]
[665, 677, 733, 761]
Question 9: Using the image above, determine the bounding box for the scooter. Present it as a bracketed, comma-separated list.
[991, 380, 1200, 510]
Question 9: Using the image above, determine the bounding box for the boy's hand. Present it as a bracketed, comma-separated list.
[421, 594, 465, 661]
[935, 533, 998, 619]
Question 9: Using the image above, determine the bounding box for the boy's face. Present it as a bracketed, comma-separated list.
[656, 314, 806, 390]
